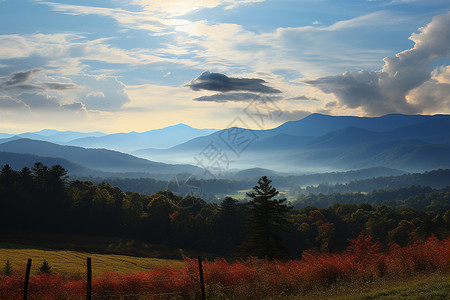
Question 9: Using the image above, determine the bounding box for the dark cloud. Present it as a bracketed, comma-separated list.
[4, 69, 41, 86]
[306, 12, 450, 115]
[41, 82, 79, 90]
[193, 92, 282, 103]
[2, 69, 79, 92]
[188, 71, 282, 94]
[288, 95, 319, 101]
[4, 82, 79, 91]
[305, 70, 395, 114]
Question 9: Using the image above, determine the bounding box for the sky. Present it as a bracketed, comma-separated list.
[0, 0, 449, 133]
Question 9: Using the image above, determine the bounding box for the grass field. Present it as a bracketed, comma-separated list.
[292, 272, 450, 300]
[0, 242, 184, 278]
[346, 276, 450, 300]
[1, 241, 449, 299]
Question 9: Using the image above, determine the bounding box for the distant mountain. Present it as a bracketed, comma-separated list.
[45, 130, 106, 143]
[0, 133, 13, 139]
[134, 114, 450, 173]
[229, 168, 281, 180]
[0, 152, 92, 175]
[2, 114, 449, 175]
[0, 136, 22, 144]
[65, 123, 218, 152]
[0, 138, 201, 175]
[0, 130, 106, 144]
[270, 113, 448, 137]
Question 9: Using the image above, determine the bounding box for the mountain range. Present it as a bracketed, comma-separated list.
[0, 124, 217, 152]
[133, 113, 450, 173]
[0, 139, 201, 178]
[1, 113, 449, 177]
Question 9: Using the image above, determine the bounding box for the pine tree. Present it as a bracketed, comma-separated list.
[39, 260, 52, 275]
[240, 176, 291, 259]
[3, 260, 12, 276]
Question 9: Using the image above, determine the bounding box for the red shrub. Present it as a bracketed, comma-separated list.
[1, 235, 448, 299]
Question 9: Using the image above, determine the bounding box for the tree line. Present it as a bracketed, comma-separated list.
[1, 163, 449, 258]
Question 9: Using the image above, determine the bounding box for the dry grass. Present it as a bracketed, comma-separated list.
[0, 242, 183, 278]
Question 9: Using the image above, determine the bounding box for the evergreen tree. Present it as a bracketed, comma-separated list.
[216, 197, 246, 254]
[240, 176, 291, 259]
[39, 260, 52, 275]
[3, 260, 12, 276]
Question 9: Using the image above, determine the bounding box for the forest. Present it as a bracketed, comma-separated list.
[72, 168, 450, 201]
[1, 163, 449, 258]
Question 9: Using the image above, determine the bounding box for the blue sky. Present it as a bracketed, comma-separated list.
[0, 0, 449, 133]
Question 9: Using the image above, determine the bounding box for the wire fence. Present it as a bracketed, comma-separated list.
[2, 236, 449, 299]
[5, 256, 260, 300]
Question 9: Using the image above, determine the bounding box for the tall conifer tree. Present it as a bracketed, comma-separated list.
[240, 176, 291, 259]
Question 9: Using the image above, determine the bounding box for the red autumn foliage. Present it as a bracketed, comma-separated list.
[1, 235, 448, 299]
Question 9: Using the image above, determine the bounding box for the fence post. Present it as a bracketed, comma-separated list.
[23, 258, 32, 300]
[86, 257, 92, 300]
[198, 256, 206, 300]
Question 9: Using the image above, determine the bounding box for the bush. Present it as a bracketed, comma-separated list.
[0, 235, 448, 299]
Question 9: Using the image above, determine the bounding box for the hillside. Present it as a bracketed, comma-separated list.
[0, 138, 200, 175]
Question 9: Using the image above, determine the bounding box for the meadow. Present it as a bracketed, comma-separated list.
[1, 234, 448, 299]
[0, 242, 184, 278]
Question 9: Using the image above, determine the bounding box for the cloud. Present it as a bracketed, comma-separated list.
[407, 66, 450, 113]
[188, 71, 282, 94]
[325, 101, 337, 108]
[0, 95, 27, 109]
[268, 109, 312, 122]
[4, 68, 42, 86]
[306, 12, 450, 115]
[41, 82, 79, 90]
[38, 2, 168, 33]
[0, 67, 126, 113]
[275, 11, 407, 36]
[74, 74, 131, 111]
[0, 32, 191, 113]
[0, 35, 31, 59]
[61, 101, 87, 111]
[288, 95, 319, 101]
[223, 0, 265, 10]
[193, 92, 282, 102]
[1, 68, 80, 92]
[10, 93, 86, 114]
[38, 0, 265, 32]
[131, 0, 264, 16]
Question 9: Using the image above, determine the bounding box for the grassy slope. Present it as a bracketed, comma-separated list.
[295, 272, 450, 300]
[0, 242, 184, 279]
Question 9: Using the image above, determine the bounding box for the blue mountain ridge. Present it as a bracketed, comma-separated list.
[133, 114, 450, 173]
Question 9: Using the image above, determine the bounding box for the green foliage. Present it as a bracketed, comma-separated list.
[240, 176, 291, 259]
[1, 163, 449, 258]
[294, 185, 450, 214]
